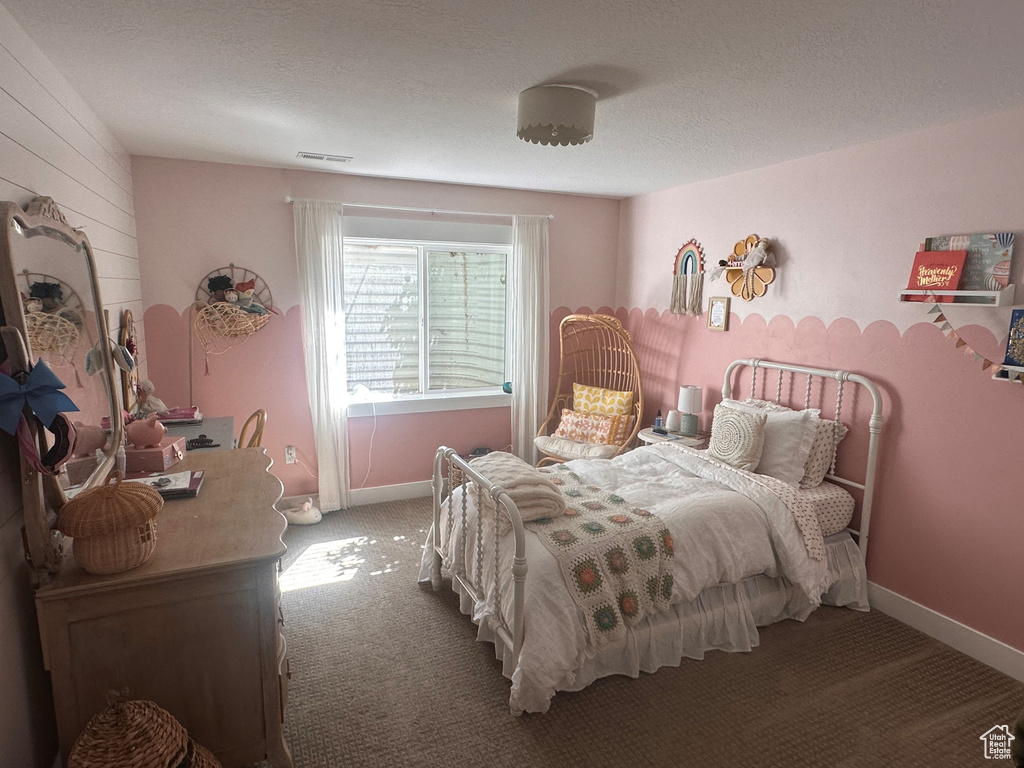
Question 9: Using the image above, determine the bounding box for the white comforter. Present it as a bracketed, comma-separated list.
[418, 443, 831, 713]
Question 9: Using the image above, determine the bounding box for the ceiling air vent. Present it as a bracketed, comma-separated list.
[297, 151, 352, 163]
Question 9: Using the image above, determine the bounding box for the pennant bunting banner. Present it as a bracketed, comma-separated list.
[921, 296, 1019, 381]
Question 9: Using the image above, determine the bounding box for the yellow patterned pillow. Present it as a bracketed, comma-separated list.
[553, 409, 628, 445]
[572, 383, 634, 417]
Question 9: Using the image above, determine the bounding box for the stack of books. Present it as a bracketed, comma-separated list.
[157, 406, 204, 425]
[123, 470, 205, 499]
[100, 406, 203, 430]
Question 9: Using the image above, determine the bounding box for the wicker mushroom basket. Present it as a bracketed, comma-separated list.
[57, 472, 163, 575]
[68, 692, 222, 768]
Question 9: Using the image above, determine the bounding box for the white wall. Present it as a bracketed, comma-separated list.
[0, 3, 144, 360]
[0, 4, 143, 764]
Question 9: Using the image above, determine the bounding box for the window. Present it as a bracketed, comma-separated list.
[343, 238, 510, 398]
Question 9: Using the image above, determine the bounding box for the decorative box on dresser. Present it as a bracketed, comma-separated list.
[34, 448, 292, 768]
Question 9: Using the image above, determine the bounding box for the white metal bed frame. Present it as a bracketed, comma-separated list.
[430, 358, 884, 684]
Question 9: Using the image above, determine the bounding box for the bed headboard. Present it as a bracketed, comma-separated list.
[722, 358, 884, 559]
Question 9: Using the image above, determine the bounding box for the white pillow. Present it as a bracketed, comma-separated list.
[534, 435, 620, 461]
[707, 404, 766, 471]
[722, 399, 820, 486]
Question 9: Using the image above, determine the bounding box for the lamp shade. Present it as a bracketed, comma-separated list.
[517, 84, 596, 146]
[677, 385, 703, 414]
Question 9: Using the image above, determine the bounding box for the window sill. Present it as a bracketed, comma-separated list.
[347, 392, 511, 417]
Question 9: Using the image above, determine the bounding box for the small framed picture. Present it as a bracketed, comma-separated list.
[707, 296, 730, 331]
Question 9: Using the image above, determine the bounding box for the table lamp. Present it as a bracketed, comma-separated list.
[677, 385, 703, 436]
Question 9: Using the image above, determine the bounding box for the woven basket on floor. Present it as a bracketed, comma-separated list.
[186, 738, 221, 768]
[67, 695, 190, 768]
[57, 472, 163, 575]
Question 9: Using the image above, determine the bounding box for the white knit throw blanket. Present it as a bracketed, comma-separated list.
[467, 451, 565, 527]
[530, 464, 675, 650]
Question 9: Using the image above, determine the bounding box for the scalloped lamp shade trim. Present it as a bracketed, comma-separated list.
[517, 84, 597, 146]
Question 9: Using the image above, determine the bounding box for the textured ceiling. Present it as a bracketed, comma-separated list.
[6, 0, 1024, 197]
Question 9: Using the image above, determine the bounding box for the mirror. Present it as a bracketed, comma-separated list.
[0, 197, 124, 580]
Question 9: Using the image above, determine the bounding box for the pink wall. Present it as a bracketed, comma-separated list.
[133, 158, 619, 496]
[615, 107, 1024, 651]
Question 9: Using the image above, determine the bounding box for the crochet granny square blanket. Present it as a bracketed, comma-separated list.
[530, 464, 675, 650]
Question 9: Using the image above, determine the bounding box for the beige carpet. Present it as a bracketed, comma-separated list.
[274, 497, 1023, 768]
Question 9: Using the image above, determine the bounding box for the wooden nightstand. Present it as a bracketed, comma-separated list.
[637, 427, 708, 447]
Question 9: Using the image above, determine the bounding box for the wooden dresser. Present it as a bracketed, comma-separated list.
[35, 448, 292, 768]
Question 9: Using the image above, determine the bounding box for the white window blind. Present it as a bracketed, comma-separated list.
[343, 238, 509, 396]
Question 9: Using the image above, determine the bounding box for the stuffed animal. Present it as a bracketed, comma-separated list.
[207, 274, 233, 303]
[283, 497, 322, 526]
[22, 294, 43, 313]
[237, 289, 268, 315]
[223, 289, 239, 303]
[29, 281, 63, 312]
[135, 379, 168, 416]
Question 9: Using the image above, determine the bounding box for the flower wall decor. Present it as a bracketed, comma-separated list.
[711, 234, 777, 302]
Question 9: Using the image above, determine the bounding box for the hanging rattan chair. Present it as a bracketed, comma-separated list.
[534, 314, 643, 466]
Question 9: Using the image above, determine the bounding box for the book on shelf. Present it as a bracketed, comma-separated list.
[1003, 309, 1024, 367]
[123, 470, 205, 499]
[924, 232, 1015, 300]
[905, 250, 967, 302]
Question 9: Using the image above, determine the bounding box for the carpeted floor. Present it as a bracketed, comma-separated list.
[274, 497, 1023, 768]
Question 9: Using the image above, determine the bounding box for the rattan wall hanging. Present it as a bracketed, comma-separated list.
[190, 262, 274, 364]
[17, 269, 90, 379]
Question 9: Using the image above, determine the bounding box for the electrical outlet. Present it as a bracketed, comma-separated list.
[285, 446, 296, 464]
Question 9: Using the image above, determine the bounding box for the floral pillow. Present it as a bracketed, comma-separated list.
[572, 383, 634, 417]
[553, 409, 631, 445]
[800, 419, 850, 489]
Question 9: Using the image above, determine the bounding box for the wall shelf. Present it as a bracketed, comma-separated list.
[897, 285, 1016, 306]
[992, 364, 1024, 383]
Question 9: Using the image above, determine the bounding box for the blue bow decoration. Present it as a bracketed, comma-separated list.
[0, 359, 79, 435]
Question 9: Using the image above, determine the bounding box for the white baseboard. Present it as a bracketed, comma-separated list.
[349, 480, 432, 507]
[867, 582, 1024, 683]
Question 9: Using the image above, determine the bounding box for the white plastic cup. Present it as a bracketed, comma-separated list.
[666, 410, 683, 433]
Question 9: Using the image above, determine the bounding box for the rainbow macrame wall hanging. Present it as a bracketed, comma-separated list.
[670, 239, 705, 316]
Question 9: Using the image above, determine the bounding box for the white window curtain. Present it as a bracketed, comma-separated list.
[293, 199, 350, 511]
[510, 215, 550, 465]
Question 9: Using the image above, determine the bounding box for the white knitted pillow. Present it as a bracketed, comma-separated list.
[800, 419, 850, 489]
[707, 404, 766, 471]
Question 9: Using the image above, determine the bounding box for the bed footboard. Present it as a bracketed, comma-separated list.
[431, 447, 528, 676]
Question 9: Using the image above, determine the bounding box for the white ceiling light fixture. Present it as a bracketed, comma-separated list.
[517, 84, 597, 146]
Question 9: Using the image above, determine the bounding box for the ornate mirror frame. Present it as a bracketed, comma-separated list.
[120, 308, 140, 413]
[0, 197, 124, 582]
